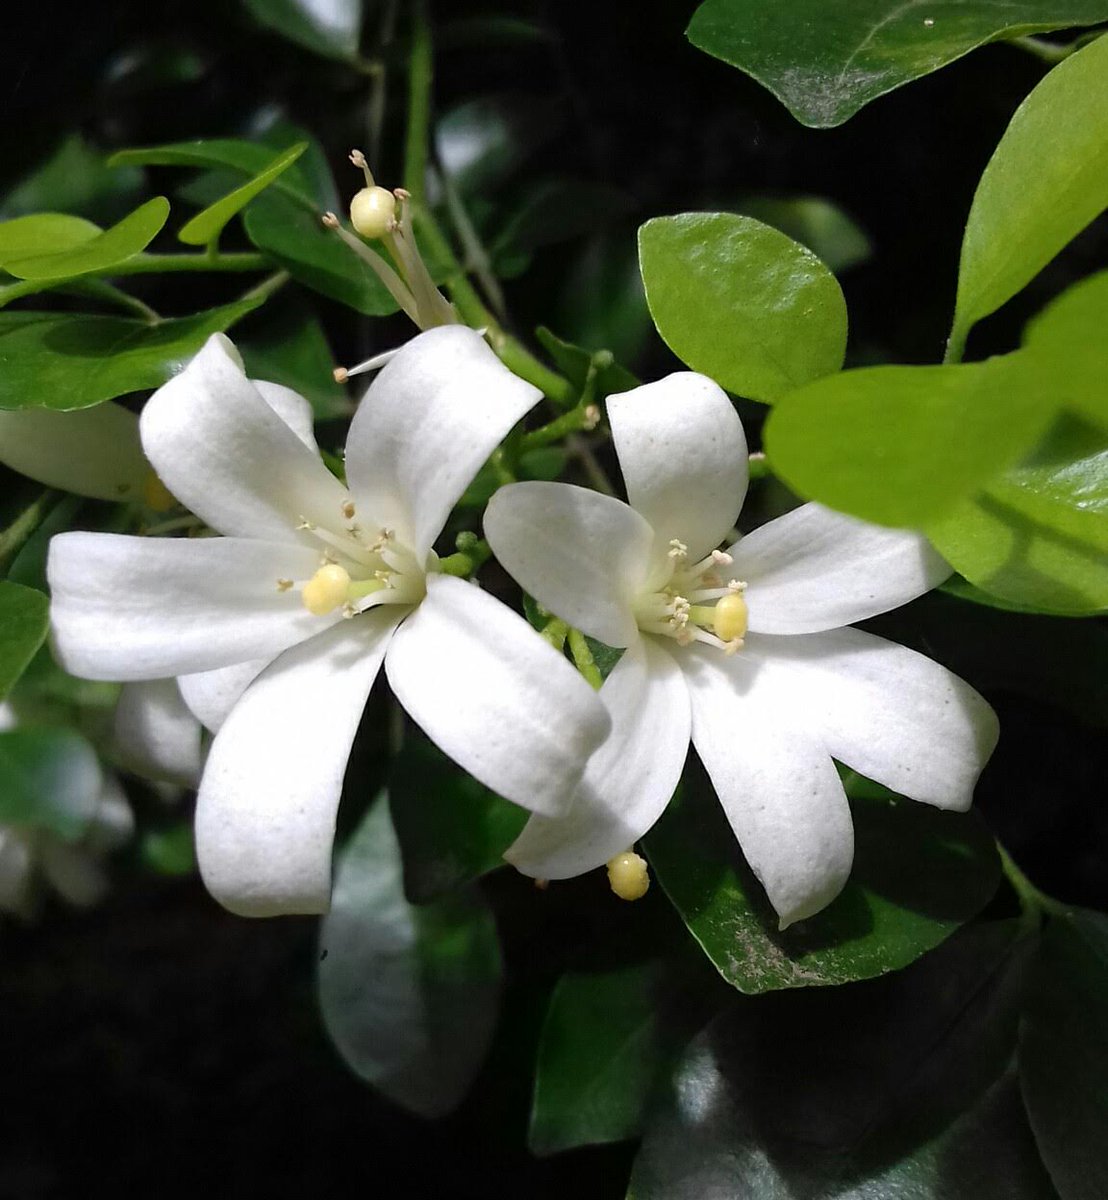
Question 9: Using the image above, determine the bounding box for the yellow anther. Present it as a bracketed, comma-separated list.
[142, 471, 176, 513]
[713, 591, 749, 644]
[301, 564, 352, 616]
[350, 186, 397, 239]
[342, 500, 356, 520]
[276, 578, 293, 592]
[607, 851, 650, 901]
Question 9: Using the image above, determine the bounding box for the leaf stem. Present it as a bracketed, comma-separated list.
[997, 842, 1070, 931]
[111, 251, 271, 276]
[404, 0, 433, 208]
[0, 490, 58, 570]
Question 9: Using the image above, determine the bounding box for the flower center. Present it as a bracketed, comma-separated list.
[282, 501, 427, 618]
[632, 539, 748, 655]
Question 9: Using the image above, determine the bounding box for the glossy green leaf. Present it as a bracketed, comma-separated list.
[239, 309, 351, 419]
[0, 214, 101, 266]
[952, 32, 1108, 353]
[243, 190, 400, 315]
[0, 727, 103, 840]
[687, 0, 1108, 128]
[0, 296, 263, 412]
[645, 772, 1000, 993]
[530, 951, 720, 1155]
[1020, 909, 1108, 1200]
[735, 195, 872, 274]
[1023, 270, 1108, 430]
[242, 0, 362, 61]
[3, 197, 169, 281]
[639, 213, 847, 402]
[388, 730, 526, 904]
[765, 353, 1054, 526]
[630, 923, 1044, 1198]
[0, 582, 50, 701]
[318, 799, 503, 1118]
[177, 142, 306, 246]
[1, 135, 143, 222]
[928, 414, 1108, 615]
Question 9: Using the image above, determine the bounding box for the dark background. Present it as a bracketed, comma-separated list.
[1, 2, 1104, 1195]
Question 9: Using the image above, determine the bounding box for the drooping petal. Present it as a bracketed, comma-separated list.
[195, 612, 399, 917]
[344, 326, 542, 557]
[48, 531, 334, 681]
[384, 573, 610, 819]
[683, 648, 854, 928]
[484, 482, 654, 647]
[113, 679, 203, 786]
[743, 627, 998, 810]
[731, 503, 950, 635]
[177, 658, 271, 733]
[608, 373, 748, 566]
[254, 380, 318, 451]
[140, 334, 349, 543]
[84, 774, 135, 854]
[506, 636, 689, 878]
[0, 402, 149, 502]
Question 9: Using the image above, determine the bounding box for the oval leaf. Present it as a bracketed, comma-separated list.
[318, 799, 503, 1119]
[0, 581, 50, 700]
[638, 213, 847, 403]
[952, 32, 1108, 352]
[177, 142, 307, 246]
[4, 197, 170, 281]
[0, 214, 101, 267]
[688, 0, 1108, 128]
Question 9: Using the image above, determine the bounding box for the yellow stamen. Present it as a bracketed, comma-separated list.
[713, 591, 748, 644]
[142, 472, 176, 513]
[302, 564, 352, 616]
[607, 852, 650, 901]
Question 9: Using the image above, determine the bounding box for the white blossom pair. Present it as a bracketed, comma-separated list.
[47, 327, 609, 917]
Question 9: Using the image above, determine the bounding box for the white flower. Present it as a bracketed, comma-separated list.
[47, 326, 609, 917]
[484, 373, 999, 927]
[112, 679, 204, 789]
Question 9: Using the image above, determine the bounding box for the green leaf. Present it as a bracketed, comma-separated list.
[1020, 909, 1108, 1200]
[241, 0, 362, 62]
[318, 799, 503, 1118]
[436, 95, 564, 196]
[0, 727, 103, 839]
[0, 296, 264, 412]
[534, 326, 639, 398]
[645, 771, 1000, 993]
[3, 197, 170, 281]
[952, 32, 1108, 353]
[239, 309, 351, 420]
[0, 581, 50, 700]
[735, 195, 872, 274]
[243, 190, 400, 315]
[765, 353, 1054, 526]
[530, 951, 720, 1155]
[638, 213, 847, 403]
[630, 924, 1047, 1198]
[139, 822, 196, 876]
[687, 0, 1108, 128]
[177, 142, 307, 246]
[389, 730, 526, 904]
[928, 413, 1108, 615]
[0, 214, 101, 266]
[1, 135, 143, 223]
[1023, 270, 1108, 430]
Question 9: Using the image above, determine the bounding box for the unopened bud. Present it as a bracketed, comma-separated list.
[350, 186, 397, 240]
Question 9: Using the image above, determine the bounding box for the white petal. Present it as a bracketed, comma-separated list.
[385, 574, 610, 818]
[48, 531, 334, 681]
[506, 636, 689, 878]
[177, 658, 270, 733]
[744, 627, 998, 810]
[140, 334, 349, 542]
[683, 649, 854, 928]
[84, 774, 135, 853]
[484, 482, 653, 647]
[113, 679, 203, 786]
[253, 380, 318, 451]
[345, 326, 542, 557]
[195, 613, 398, 917]
[731, 503, 950, 635]
[0, 402, 149, 502]
[608, 373, 748, 565]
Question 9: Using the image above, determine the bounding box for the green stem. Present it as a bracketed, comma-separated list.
[540, 617, 568, 651]
[404, 0, 433, 208]
[998, 842, 1070, 931]
[521, 404, 596, 451]
[0, 490, 58, 569]
[567, 627, 603, 690]
[111, 252, 271, 276]
[944, 326, 967, 365]
[747, 452, 772, 482]
[1008, 34, 1076, 65]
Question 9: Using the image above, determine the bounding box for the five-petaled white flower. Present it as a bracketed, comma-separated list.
[485, 373, 999, 927]
[47, 327, 609, 917]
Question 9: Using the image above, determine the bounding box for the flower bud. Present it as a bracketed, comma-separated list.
[350, 186, 397, 240]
